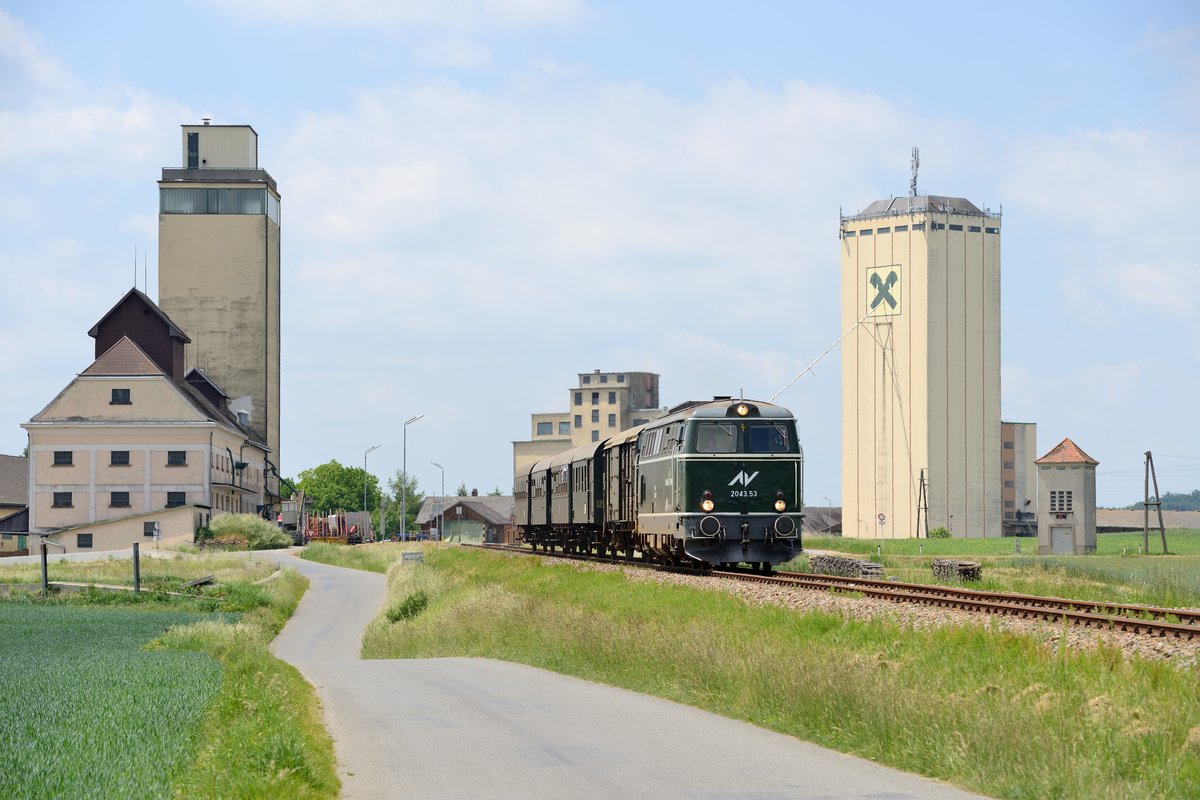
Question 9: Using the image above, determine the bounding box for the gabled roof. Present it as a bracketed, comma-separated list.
[416, 495, 514, 526]
[1036, 438, 1099, 466]
[88, 287, 191, 343]
[0, 454, 27, 505]
[31, 337, 267, 451]
[185, 368, 228, 401]
[82, 336, 164, 377]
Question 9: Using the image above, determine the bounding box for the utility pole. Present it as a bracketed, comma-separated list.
[915, 468, 930, 538]
[1143, 451, 1168, 555]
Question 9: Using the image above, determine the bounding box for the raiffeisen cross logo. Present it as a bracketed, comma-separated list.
[728, 470, 759, 487]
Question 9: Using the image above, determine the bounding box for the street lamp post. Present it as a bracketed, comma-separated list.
[431, 462, 445, 541]
[402, 414, 424, 540]
[822, 496, 832, 534]
[364, 443, 381, 538]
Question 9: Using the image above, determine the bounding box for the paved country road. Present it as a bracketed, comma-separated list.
[268, 551, 988, 800]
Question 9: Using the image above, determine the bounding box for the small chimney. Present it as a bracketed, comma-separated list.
[471, 488, 479, 496]
[202, 117, 211, 125]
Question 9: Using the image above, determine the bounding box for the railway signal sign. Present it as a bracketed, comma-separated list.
[877, 513, 886, 525]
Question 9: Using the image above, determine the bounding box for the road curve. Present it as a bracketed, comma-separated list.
[268, 551, 986, 800]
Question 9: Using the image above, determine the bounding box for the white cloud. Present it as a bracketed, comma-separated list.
[0, 8, 76, 102]
[205, 0, 586, 30]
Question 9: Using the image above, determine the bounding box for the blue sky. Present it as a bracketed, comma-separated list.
[2, 0, 1198, 509]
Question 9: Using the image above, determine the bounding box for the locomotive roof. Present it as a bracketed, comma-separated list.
[648, 398, 794, 426]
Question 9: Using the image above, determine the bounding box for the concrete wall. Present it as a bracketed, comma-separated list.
[1037, 463, 1097, 554]
[36, 504, 207, 554]
[158, 198, 281, 474]
[181, 125, 257, 169]
[841, 211, 1001, 538]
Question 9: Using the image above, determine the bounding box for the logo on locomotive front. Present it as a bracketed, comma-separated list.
[728, 470, 759, 487]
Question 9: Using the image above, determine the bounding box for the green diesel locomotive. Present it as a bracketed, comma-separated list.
[514, 397, 804, 569]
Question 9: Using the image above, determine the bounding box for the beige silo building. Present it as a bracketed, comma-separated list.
[840, 194, 1002, 538]
[158, 122, 281, 494]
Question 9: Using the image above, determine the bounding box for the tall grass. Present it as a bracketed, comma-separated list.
[350, 546, 1200, 799]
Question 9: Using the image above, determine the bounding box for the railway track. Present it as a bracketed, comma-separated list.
[471, 543, 1200, 640]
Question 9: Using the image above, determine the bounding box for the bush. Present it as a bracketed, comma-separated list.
[208, 514, 292, 550]
[386, 590, 429, 623]
[927, 526, 951, 539]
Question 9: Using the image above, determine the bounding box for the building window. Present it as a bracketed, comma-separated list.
[111, 388, 131, 404]
[600, 374, 608, 383]
[608, 414, 616, 427]
[607, 391, 616, 404]
[77, 533, 93, 549]
[591, 431, 599, 442]
[860, 229, 873, 236]
[1003, 441, 1014, 449]
[591, 409, 599, 423]
[843, 230, 856, 237]
[617, 375, 625, 383]
[187, 131, 199, 169]
[1004, 480, 1014, 488]
[53, 451, 73, 466]
[110, 450, 130, 466]
[877, 227, 890, 234]
[912, 222, 925, 231]
[558, 421, 570, 436]
[1050, 490, 1074, 513]
[574, 392, 582, 406]
[633, 418, 648, 426]
[932, 222, 946, 230]
[574, 415, 582, 429]
[144, 521, 158, 538]
[167, 451, 187, 466]
[536, 422, 552, 436]
[968, 225, 981, 233]
[591, 392, 599, 405]
[167, 491, 186, 507]
[1004, 512, 1015, 520]
[894, 225, 908, 232]
[582, 375, 590, 384]
[1004, 500, 1015, 508]
[1003, 461, 1014, 469]
[159, 187, 268, 216]
[986, 227, 999, 234]
[111, 491, 130, 508]
[949, 224, 963, 231]
[52, 492, 72, 508]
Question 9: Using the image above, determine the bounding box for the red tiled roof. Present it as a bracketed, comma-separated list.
[81, 336, 164, 376]
[1035, 437, 1098, 465]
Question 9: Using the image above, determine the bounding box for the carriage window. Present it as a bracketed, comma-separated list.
[748, 423, 791, 453]
[695, 422, 737, 453]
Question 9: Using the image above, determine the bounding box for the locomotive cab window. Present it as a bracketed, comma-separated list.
[748, 423, 792, 453]
[695, 422, 737, 453]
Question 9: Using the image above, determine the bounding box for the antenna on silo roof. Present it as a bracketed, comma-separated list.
[910, 147, 920, 197]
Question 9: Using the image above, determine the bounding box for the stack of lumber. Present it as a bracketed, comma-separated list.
[809, 554, 883, 579]
[931, 559, 982, 581]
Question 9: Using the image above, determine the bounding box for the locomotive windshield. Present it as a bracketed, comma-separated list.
[695, 422, 737, 453]
[693, 421, 795, 453]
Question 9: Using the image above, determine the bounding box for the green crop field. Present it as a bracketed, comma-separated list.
[0, 606, 222, 799]
[0, 554, 338, 799]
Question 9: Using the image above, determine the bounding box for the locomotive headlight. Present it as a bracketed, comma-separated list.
[774, 492, 786, 513]
[736, 403, 749, 417]
[701, 491, 714, 512]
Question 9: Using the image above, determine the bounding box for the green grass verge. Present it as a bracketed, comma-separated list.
[305, 543, 1200, 799]
[0, 555, 338, 799]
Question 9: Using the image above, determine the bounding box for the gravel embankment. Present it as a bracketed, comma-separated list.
[532, 554, 1200, 669]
